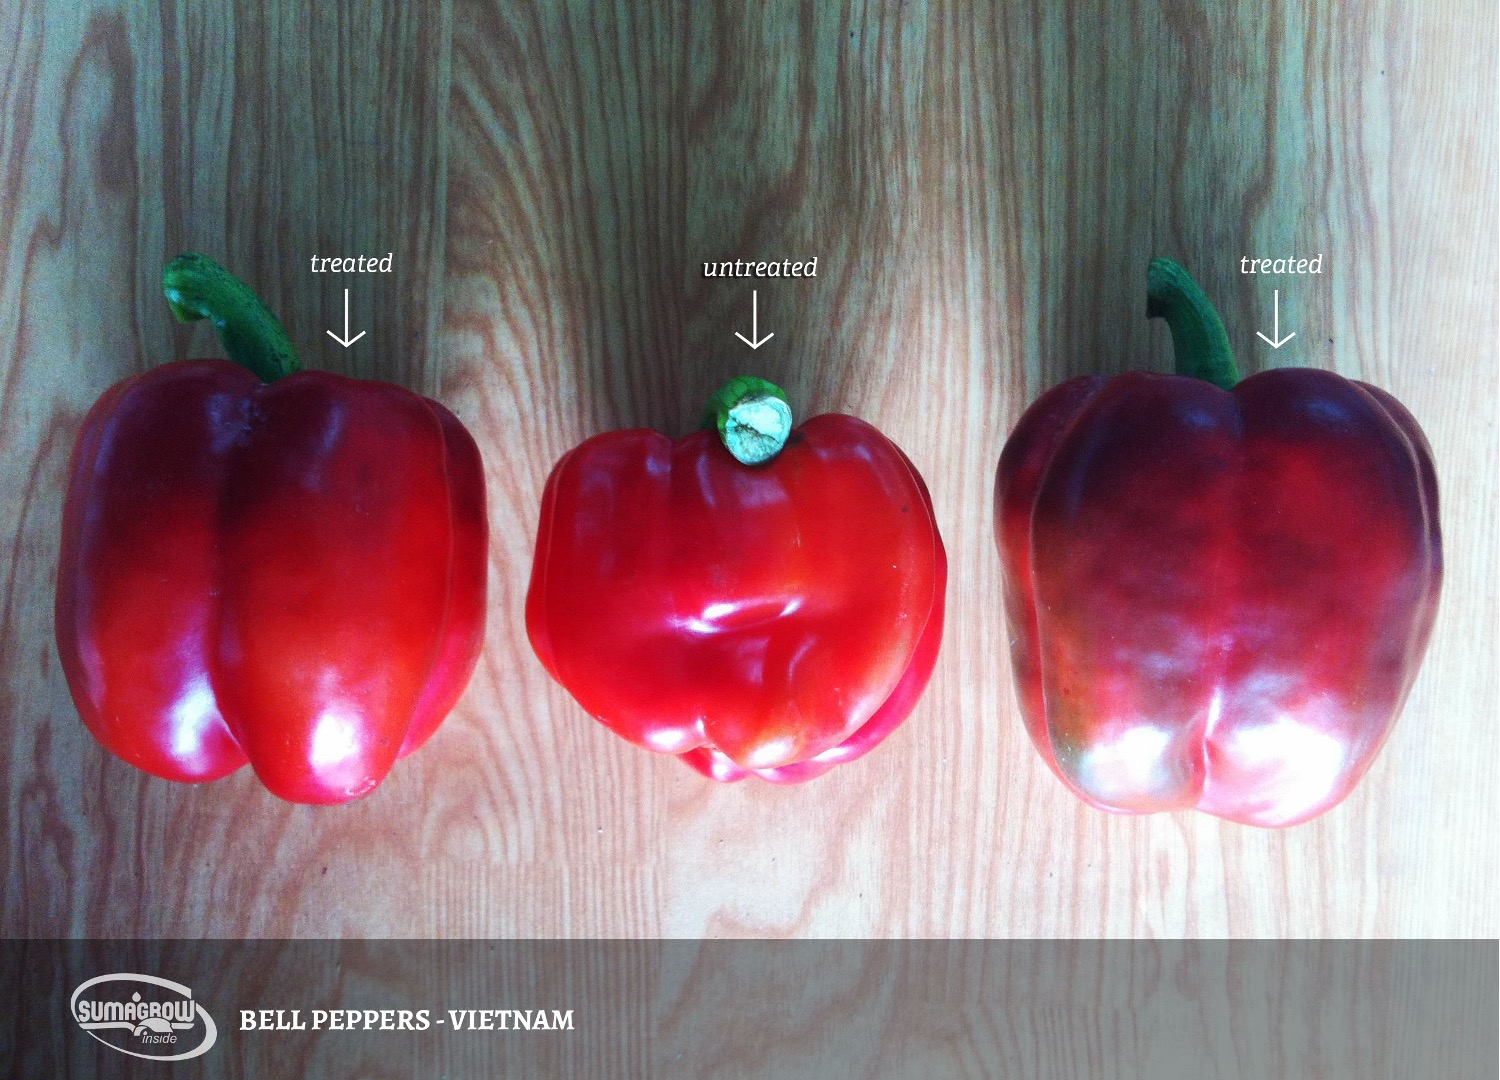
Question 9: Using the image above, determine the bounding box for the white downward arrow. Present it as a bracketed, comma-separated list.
[1256, 289, 1295, 349]
[735, 289, 774, 350]
[327, 289, 366, 348]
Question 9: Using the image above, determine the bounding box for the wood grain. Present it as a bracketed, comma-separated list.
[1, 0, 1495, 941]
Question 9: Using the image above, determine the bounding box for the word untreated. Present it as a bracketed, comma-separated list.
[704, 257, 818, 278]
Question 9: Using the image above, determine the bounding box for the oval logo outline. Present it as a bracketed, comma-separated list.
[70, 972, 218, 1062]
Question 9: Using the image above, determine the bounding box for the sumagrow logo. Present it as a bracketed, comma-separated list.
[70, 973, 218, 1061]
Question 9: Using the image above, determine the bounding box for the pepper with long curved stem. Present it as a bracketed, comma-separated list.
[995, 258, 1441, 827]
[55, 254, 488, 804]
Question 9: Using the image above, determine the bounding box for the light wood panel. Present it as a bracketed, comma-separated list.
[1, 0, 1495, 939]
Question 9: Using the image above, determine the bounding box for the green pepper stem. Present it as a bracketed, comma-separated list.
[1145, 257, 1240, 390]
[702, 376, 793, 465]
[162, 253, 301, 383]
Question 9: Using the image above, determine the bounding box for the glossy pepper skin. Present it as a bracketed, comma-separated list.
[527, 378, 946, 783]
[55, 255, 487, 804]
[995, 260, 1441, 827]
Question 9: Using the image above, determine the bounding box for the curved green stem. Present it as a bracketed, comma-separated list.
[702, 376, 793, 465]
[163, 253, 301, 382]
[1146, 257, 1239, 390]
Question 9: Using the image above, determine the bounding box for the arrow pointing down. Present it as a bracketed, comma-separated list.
[1255, 289, 1295, 350]
[327, 288, 366, 348]
[735, 289, 774, 349]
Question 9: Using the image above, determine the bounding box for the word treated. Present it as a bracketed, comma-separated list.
[1240, 254, 1324, 274]
[310, 254, 393, 273]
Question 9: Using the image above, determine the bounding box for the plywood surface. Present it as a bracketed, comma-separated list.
[2, 1, 1495, 938]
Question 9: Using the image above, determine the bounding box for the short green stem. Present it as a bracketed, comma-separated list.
[163, 253, 300, 383]
[1146, 257, 1240, 390]
[702, 376, 793, 465]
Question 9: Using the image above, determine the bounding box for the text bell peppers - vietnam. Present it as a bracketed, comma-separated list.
[995, 259, 1441, 827]
[55, 255, 487, 804]
[527, 377, 946, 783]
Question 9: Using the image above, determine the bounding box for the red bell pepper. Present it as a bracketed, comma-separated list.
[55, 255, 487, 804]
[527, 378, 946, 782]
[996, 259, 1441, 826]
